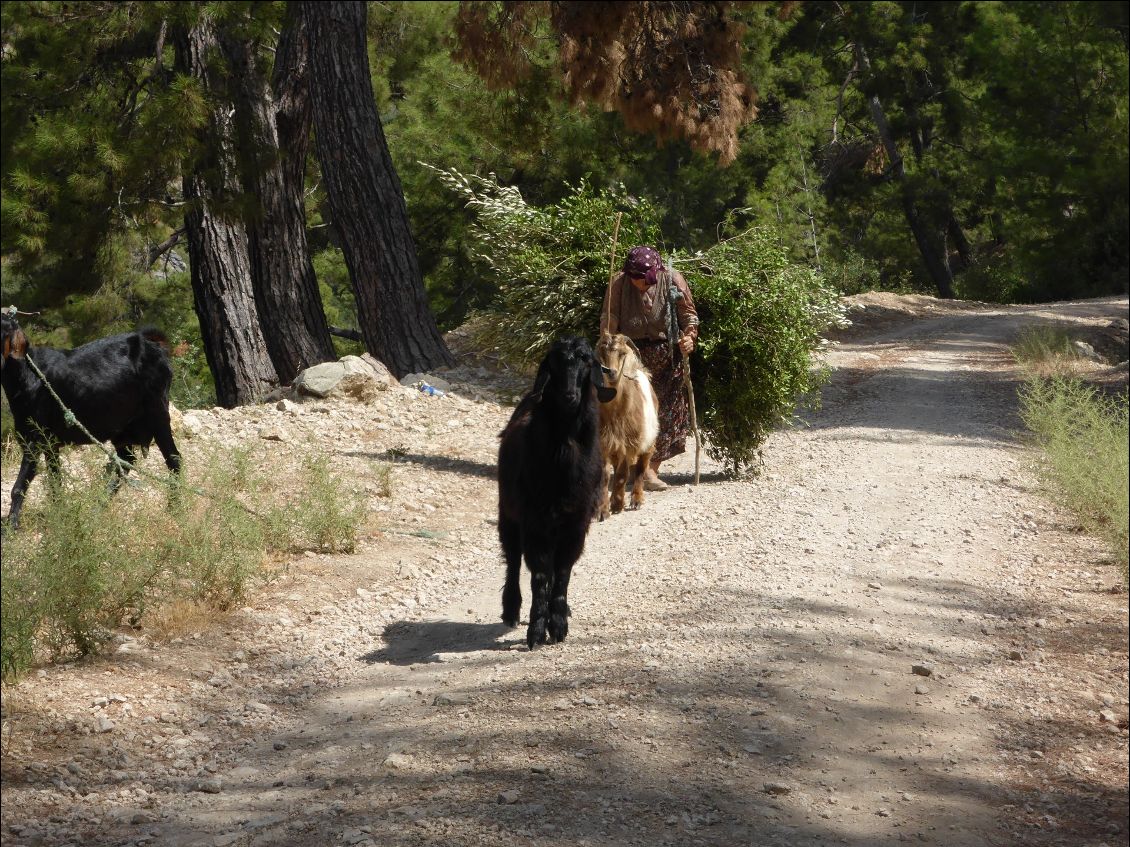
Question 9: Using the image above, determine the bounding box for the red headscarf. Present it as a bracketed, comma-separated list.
[623, 246, 663, 286]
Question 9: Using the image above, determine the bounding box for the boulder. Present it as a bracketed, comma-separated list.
[295, 356, 393, 402]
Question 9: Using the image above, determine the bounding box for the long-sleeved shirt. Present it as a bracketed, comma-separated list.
[599, 269, 699, 344]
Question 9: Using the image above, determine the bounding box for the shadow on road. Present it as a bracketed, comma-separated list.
[360, 619, 515, 665]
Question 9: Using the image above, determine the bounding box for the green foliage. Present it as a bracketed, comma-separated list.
[1020, 377, 1129, 581]
[681, 225, 847, 472]
[0, 444, 365, 679]
[1, 1, 204, 301]
[434, 168, 845, 473]
[424, 164, 662, 364]
[264, 453, 365, 554]
[1, 0, 1126, 399]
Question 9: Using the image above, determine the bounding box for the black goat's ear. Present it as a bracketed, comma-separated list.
[591, 361, 616, 403]
[531, 359, 551, 399]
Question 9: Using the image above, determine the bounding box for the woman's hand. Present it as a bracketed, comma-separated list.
[679, 334, 694, 356]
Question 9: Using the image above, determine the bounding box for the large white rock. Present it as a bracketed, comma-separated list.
[296, 356, 393, 401]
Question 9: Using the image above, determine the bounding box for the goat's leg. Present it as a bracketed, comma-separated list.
[524, 539, 554, 648]
[5, 451, 40, 530]
[107, 442, 136, 496]
[598, 461, 612, 522]
[44, 449, 63, 497]
[629, 448, 654, 510]
[610, 457, 629, 514]
[548, 531, 584, 644]
[150, 412, 183, 476]
[499, 517, 523, 627]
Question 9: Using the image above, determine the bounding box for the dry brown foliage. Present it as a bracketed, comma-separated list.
[454, 1, 763, 165]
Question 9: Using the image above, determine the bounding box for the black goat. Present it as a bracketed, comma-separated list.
[1, 313, 182, 528]
[497, 337, 616, 648]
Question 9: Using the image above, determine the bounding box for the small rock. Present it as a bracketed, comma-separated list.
[1099, 709, 1117, 724]
[96, 716, 116, 733]
[383, 752, 412, 770]
[273, 741, 288, 751]
[867, 581, 883, 590]
[1008, 650, 1024, 661]
[192, 777, 223, 794]
[877, 808, 892, 817]
[911, 663, 934, 677]
[433, 693, 474, 707]
[914, 685, 930, 695]
[764, 782, 792, 795]
[498, 789, 520, 805]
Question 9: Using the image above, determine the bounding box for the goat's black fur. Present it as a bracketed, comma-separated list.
[497, 336, 615, 648]
[1, 314, 182, 528]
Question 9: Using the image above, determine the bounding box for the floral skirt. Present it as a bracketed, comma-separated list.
[635, 340, 690, 464]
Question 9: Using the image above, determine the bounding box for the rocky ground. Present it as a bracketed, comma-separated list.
[1, 294, 1127, 847]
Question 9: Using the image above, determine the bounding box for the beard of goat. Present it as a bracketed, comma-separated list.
[497, 337, 615, 649]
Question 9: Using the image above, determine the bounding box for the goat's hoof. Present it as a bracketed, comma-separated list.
[548, 615, 569, 644]
[502, 614, 519, 628]
[526, 621, 548, 649]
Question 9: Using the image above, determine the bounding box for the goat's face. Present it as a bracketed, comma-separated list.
[533, 337, 615, 411]
[596, 333, 642, 386]
[1, 314, 27, 372]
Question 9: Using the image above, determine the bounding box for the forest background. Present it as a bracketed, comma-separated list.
[2, 0, 1127, 412]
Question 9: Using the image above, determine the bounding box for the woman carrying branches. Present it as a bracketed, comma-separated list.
[600, 246, 700, 490]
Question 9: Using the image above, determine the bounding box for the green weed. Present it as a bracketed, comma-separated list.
[1020, 376, 1129, 582]
[0, 444, 365, 679]
[1012, 325, 1083, 379]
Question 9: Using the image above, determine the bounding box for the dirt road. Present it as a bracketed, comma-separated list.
[2, 296, 1127, 847]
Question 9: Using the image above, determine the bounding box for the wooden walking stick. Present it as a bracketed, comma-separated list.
[665, 275, 702, 486]
[684, 353, 702, 486]
[605, 212, 623, 331]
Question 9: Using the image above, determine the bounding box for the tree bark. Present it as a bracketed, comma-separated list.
[855, 43, 955, 299]
[222, 7, 335, 384]
[301, 0, 454, 377]
[175, 17, 278, 407]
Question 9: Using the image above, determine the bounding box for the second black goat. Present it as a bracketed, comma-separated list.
[497, 336, 616, 648]
[1, 313, 182, 528]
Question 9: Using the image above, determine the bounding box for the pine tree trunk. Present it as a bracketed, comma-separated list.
[176, 18, 278, 408]
[301, 0, 454, 378]
[222, 9, 335, 385]
[856, 44, 955, 300]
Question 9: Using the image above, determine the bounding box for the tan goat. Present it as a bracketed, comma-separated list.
[595, 333, 660, 520]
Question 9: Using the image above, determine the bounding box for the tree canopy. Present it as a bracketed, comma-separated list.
[1, 0, 1127, 407]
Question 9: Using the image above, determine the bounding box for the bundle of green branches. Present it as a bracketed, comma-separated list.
[429, 164, 846, 474]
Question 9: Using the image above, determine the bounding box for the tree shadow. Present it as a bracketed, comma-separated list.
[340, 449, 498, 480]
